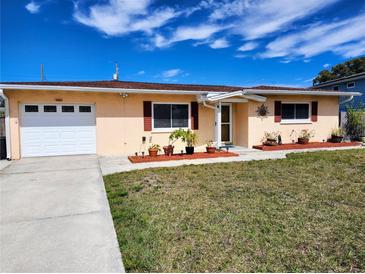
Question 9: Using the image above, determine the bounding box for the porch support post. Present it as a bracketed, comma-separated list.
[215, 101, 222, 148]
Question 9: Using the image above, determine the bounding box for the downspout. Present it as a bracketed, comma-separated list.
[339, 95, 354, 105]
[202, 101, 215, 110]
[0, 89, 11, 160]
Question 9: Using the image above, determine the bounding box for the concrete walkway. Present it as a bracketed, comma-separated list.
[99, 145, 364, 175]
[0, 155, 124, 272]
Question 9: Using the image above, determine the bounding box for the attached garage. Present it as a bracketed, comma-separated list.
[20, 103, 96, 157]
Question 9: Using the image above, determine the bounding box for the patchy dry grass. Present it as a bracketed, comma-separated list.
[104, 149, 365, 272]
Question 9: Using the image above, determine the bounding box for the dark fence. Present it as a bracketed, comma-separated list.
[0, 116, 5, 137]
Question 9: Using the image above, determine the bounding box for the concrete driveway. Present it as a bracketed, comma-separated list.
[0, 155, 124, 272]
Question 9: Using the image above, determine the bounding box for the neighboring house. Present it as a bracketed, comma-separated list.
[313, 72, 365, 111]
[0, 81, 361, 159]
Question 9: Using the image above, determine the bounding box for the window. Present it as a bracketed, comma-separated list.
[44, 105, 57, 112]
[153, 103, 189, 130]
[281, 103, 309, 122]
[79, 106, 91, 112]
[62, 106, 74, 112]
[25, 105, 38, 112]
[347, 82, 355, 88]
[333, 86, 339, 91]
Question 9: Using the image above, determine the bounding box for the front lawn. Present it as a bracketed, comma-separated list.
[104, 149, 365, 272]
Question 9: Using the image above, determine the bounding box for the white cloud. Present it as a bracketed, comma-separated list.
[137, 70, 145, 75]
[332, 39, 365, 58]
[279, 60, 292, 64]
[232, 0, 339, 40]
[261, 14, 365, 58]
[209, 38, 230, 49]
[162, 69, 183, 78]
[209, 0, 247, 21]
[25, 1, 40, 14]
[153, 24, 228, 48]
[73, 0, 177, 36]
[323, 63, 330, 68]
[238, 42, 258, 51]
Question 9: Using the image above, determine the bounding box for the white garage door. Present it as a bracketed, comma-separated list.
[20, 104, 96, 157]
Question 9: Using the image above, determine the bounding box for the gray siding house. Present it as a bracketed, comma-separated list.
[313, 72, 365, 111]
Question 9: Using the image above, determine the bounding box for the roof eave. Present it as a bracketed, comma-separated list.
[244, 89, 361, 97]
[313, 73, 365, 87]
[0, 84, 216, 95]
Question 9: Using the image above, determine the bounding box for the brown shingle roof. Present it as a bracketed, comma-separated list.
[250, 85, 330, 92]
[1, 80, 329, 92]
[1, 80, 242, 92]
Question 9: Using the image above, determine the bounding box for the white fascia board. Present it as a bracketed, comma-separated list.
[244, 89, 362, 97]
[0, 84, 214, 95]
[241, 94, 266, 102]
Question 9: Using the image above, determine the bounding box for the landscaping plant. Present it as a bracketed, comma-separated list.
[181, 129, 198, 154]
[330, 127, 344, 143]
[206, 140, 216, 153]
[298, 129, 314, 144]
[262, 131, 280, 146]
[345, 104, 365, 141]
[148, 144, 160, 157]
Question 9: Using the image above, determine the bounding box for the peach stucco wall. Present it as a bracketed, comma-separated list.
[4, 89, 215, 159]
[5, 90, 339, 159]
[246, 95, 339, 147]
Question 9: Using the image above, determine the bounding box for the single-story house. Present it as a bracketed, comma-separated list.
[0, 81, 361, 159]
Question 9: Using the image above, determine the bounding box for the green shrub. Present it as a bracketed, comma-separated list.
[345, 104, 365, 141]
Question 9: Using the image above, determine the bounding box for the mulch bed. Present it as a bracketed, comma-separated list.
[128, 151, 239, 163]
[253, 141, 361, 151]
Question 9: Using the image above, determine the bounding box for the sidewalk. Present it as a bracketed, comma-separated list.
[99, 145, 364, 175]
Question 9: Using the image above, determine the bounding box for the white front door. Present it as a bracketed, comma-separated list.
[221, 104, 232, 143]
[20, 103, 96, 157]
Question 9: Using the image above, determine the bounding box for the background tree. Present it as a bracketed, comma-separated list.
[313, 57, 365, 85]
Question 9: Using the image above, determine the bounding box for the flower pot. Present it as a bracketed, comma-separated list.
[263, 140, 278, 146]
[298, 137, 309, 144]
[148, 149, 158, 157]
[185, 146, 194, 155]
[330, 135, 343, 143]
[206, 146, 216, 153]
[163, 145, 174, 156]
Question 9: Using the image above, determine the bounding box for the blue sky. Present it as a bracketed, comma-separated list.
[1, 0, 365, 87]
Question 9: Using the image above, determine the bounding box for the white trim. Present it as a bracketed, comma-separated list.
[0, 89, 11, 159]
[244, 89, 361, 96]
[221, 103, 232, 143]
[281, 102, 311, 124]
[151, 102, 190, 132]
[346, 82, 355, 88]
[2, 84, 361, 98]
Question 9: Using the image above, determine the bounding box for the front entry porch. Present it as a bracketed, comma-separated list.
[200, 91, 267, 149]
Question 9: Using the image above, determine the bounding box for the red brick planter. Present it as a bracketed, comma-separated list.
[128, 151, 238, 163]
[253, 142, 361, 151]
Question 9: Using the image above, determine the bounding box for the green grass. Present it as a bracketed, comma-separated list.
[104, 149, 365, 272]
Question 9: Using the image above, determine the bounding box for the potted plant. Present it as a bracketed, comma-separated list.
[262, 131, 279, 146]
[206, 140, 216, 153]
[330, 128, 344, 143]
[298, 129, 314, 144]
[181, 129, 198, 154]
[148, 144, 160, 157]
[164, 130, 181, 156]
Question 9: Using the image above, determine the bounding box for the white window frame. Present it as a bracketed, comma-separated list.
[152, 102, 190, 132]
[347, 82, 355, 88]
[280, 102, 311, 124]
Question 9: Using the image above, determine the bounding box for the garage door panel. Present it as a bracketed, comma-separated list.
[21, 104, 96, 157]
